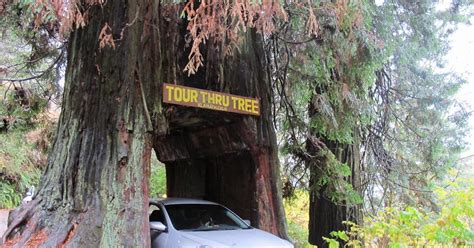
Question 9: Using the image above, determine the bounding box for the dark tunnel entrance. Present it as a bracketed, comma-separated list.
[149, 17, 288, 237]
[153, 111, 261, 230]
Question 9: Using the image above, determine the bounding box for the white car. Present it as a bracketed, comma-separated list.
[149, 198, 294, 248]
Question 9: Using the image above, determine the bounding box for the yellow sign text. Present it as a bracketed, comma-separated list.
[163, 84, 260, 116]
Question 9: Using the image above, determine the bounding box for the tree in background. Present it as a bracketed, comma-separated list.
[271, 1, 381, 246]
[271, 0, 472, 246]
[362, 0, 472, 213]
[0, 2, 64, 209]
[0, 1, 64, 131]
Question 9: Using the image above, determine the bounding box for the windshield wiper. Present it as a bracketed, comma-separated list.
[217, 227, 238, 230]
[191, 228, 220, 232]
[191, 227, 238, 231]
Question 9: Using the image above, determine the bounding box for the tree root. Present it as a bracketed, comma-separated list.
[1, 199, 80, 248]
[1, 198, 40, 245]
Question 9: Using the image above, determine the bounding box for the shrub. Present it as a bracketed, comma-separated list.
[284, 190, 315, 247]
[149, 153, 167, 198]
[0, 130, 42, 208]
[324, 172, 474, 247]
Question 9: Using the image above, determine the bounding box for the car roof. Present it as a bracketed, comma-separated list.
[150, 198, 220, 206]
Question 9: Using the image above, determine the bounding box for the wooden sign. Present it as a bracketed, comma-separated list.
[163, 83, 260, 116]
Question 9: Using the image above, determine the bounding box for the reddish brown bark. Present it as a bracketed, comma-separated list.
[155, 116, 288, 238]
[2, 1, 289, 247]
[308, 140, 362, 247]
[2, 0, 159, 246]
[154, 24, 288, 238]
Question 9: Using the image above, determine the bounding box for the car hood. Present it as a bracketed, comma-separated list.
[179, 228, 293, 248]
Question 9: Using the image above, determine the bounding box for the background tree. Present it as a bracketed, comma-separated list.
[269, 0, 472, 246]
[0, 1, 64, 209]
[362, 0, 472, 212]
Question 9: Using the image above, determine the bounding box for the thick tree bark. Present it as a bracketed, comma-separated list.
[154, 26, 289, 238]
[2, 1, 288, 247]
[308, 140, 362, 247]
[2, 1, 162, 247]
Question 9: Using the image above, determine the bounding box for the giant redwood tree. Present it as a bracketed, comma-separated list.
[1, 0, 289, 246]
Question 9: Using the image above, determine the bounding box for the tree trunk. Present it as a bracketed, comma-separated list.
[154, 23, 289, 238]
[2, 1, 288, 247]
[308, 140, 362, 247]
[2, 1, 162, 247]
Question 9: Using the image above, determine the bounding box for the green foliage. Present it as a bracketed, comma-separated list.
[284, 190, 314, 248]
[149, 153, 167, 198]
[323, 221, 362, 248]
[278, 0, 472, 216]
[15, 0, 59, 24]
[284, 190, 309, 228]
[278, 0, 381, 204]
[324, 173, 474, 247]
[361, 0, 473, 212]
[287, 221, 311, 248]
[0, 85, 49, 131]
[323, 228, 361, 248]
[0, 130, 43, 208]
[0, 1, 65, 113]
[0, 10, 60, 209]
[313, 148, 363, 205]
[0, 181, 22, 209]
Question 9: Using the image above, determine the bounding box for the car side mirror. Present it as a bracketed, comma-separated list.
[244, 219, 251, 226]
[150, 221, 167, 232]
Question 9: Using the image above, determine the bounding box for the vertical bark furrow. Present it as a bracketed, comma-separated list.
[2, 1, 291, 246]
[154, 28, 289, 239]
[3, 1, 161, 247]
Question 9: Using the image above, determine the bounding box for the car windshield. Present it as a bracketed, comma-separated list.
[165, 204, 250, 231]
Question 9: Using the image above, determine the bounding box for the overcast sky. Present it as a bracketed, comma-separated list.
[448, 21, 474, 157]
